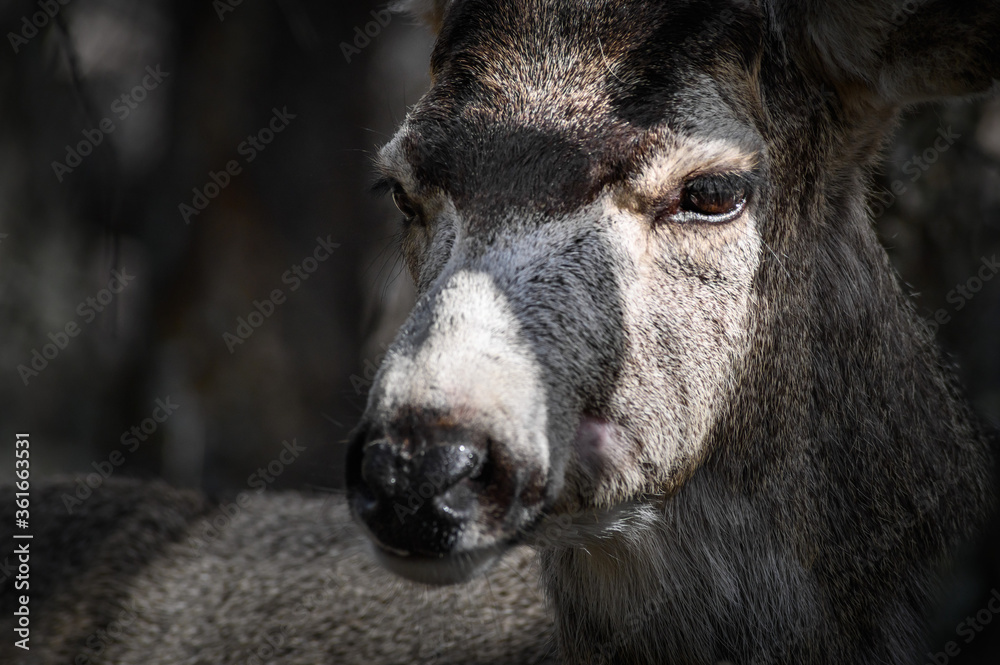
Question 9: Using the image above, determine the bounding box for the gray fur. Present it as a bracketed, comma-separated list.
[0, 480, 554, 665]
[352, 0, 998, 663]
[3, 1, 998, 664]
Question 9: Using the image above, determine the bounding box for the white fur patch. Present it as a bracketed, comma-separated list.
[624, 134, 761, 209]
[372, 268, 551, 549]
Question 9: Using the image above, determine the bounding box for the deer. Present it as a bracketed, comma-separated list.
[346, 0, 998, 663]
[2, 1, 997, 664]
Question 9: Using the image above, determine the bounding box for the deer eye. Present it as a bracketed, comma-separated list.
[392, 189, 419, 223]
[669, 174, 749, 224]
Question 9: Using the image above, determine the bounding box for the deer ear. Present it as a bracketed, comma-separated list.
[391, 0, 452, 33]
[772, 0, 1000, 106]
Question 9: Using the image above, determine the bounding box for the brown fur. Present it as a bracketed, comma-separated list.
[2, 2, 997, 664]
[351, 1, 999, 663]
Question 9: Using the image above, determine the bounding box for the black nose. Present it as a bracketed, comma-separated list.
[346, 420, 489, 556]
[360, 438, 483, 499]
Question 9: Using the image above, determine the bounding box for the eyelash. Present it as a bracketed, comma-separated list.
[373, 178, 422, 226]
[655, 173, 753, 225]
[373, 172, 753, 228]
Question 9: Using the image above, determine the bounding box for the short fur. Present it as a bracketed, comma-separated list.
[350, 1, 999, 663]
[0, 480, 554, 665]
[4, 2, 998, 664]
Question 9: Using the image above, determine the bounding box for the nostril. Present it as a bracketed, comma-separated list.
[346, 421, 524, 558]
[418, 443, 485, 491]
[361, 439, 405, 498]
[465, 445, 485, 481]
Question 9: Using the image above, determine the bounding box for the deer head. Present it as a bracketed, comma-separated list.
[346, 0, 998, 590]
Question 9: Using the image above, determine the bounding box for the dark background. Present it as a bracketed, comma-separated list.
[0, 1, 997, 661]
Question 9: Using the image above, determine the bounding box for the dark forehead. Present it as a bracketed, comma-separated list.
[431, 0, 760, 63]
[429, 0, 761, 118]
[399, 0, 763, 214]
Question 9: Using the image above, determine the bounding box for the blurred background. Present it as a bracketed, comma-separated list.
[0, 0, 997, 660]
[0, 0, 429, 493]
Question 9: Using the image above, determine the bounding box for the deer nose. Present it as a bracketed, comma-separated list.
[346, 424, 489, 556]
[360, 439, 484, 500]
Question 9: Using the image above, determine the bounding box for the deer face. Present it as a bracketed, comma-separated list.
[347, 0, 769, 584]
